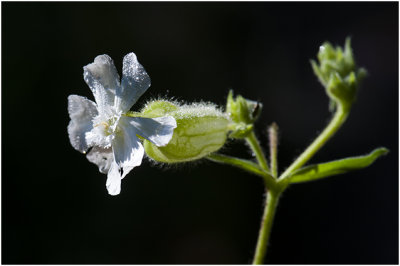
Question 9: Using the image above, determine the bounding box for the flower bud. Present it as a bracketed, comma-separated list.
[226, 90, 262, 138]
[141, 100, 230, 163]
[311, 37, 366, 111]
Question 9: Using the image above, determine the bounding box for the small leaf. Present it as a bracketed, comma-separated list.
[288, 148, 389, 184]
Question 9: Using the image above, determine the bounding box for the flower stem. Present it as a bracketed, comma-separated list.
[246, 130, 270, 173]
[280, 106, 349, 180]
[252, 189, 280, 264]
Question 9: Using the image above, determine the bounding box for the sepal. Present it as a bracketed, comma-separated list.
[142, 100, 230, 163]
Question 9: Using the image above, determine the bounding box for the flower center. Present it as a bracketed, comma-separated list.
[94, 115, 121, 137]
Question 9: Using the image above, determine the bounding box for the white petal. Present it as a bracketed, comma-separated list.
[115, 52, 151, 113]
[124, 116, 177, 147]
[67, 95, 98, 153]
[106, 161, 121, 196]
[112, 122, 144, 179]
[86, 146, 113, 174]
[84, 54, 120, 116]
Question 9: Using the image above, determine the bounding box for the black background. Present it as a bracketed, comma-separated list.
[2, 2, 398, 264]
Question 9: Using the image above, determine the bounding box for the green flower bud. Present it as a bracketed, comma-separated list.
[141, 100, 230, 163]
[226, 90, 262, 138]
[311, 37, 366, 111]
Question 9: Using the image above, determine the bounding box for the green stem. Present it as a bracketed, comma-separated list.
[252, 189, 280, 264]
[280, 106, 349, 180]
[246, 131, 270, 173]
[268, 123, 279, 178]
[206, 153, 276, 189]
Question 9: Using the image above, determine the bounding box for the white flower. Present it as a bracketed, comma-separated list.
[67, 53, 177, 195]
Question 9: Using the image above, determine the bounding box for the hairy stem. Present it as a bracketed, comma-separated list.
[280, 106, 349, 180]
[246, 131, 270, 173]
[252, 189, 280, 264]
[268, 123, 279, 178]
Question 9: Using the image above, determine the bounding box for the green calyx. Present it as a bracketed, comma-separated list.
[141, 100, 230, 163]
[311, 37, 366, 112]
[226, 90, 262, 138]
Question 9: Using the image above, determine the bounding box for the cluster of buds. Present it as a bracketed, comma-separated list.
[311, 38, 366, 112]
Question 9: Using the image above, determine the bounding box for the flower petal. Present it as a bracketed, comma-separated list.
[67, 95, 98, 153]
[124, 116, 177, 147]
[84, 54, 120, 116]
[112, 122, 144, 179]
[106, 161, 121, 196]
[86, 146, 113, 174]
[115, 52, 151, 113]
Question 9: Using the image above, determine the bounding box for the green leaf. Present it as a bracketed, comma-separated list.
[288, 148, 389, 184]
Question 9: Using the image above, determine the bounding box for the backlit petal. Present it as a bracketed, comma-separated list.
[67, 95, 98, 153]
[86, 146, 113, 174]
[84, 54, 120, 116]
[115, 53, 151, 113]
[124, 116, 177, 147]
[106, 161, 121, 196]
[112, 122, 144, 179]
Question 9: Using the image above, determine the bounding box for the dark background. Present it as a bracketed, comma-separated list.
[2, 2, 398, 264]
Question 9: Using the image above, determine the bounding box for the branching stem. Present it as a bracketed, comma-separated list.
[280, 106, 349, 180]
[209, 105, 349, 264]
